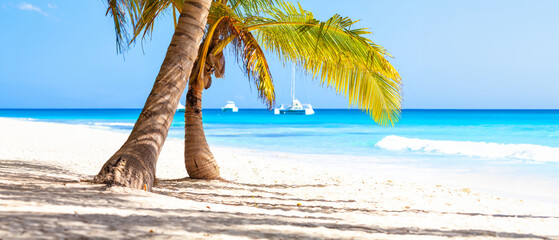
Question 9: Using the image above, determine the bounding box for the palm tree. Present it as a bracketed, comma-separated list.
[130, 0, 402, 179]
[93, 0, 214, 190]
[97, 0, 402, 186]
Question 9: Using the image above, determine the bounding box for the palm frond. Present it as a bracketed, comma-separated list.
[130, 0, 174, 44]
[227, 0, 275, 16]
[241, 1, 402, 125]
[105, 0, 142, 53]
[207, 1, 276, 108]
[105, 0, 187, 51]
[233, 30, 275, 108]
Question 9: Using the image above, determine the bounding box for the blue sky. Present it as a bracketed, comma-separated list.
[1, 0, 558, 109]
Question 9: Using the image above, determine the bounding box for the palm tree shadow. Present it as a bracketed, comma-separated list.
[151, 177, 559, 240]
[1, 159, 557, 239]
[0, 160, 132, 208]
[155, 177, 559, 219]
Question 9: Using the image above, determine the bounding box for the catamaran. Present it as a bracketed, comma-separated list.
[274, 65, 314, 115]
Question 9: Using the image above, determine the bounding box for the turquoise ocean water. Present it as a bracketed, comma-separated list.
[1, 109, 558, 201]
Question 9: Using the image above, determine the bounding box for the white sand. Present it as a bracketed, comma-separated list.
[1, 117, 558, 239]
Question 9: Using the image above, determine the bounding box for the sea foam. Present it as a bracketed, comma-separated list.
[376, 135, 559, 163]
[93, 122, 135, 127]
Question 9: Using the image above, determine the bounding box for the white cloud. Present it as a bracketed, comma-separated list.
[47, 3, 57, 9]
[17, 2, 47, 16]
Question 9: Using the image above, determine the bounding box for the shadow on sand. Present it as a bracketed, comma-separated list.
[0, 160, 557, 239]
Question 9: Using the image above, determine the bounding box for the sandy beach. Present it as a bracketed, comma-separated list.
[0, 117, 558, 239]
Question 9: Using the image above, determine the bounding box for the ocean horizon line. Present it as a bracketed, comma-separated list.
[1, 108, 558, 111]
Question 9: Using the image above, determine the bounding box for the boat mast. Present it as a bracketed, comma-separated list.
[291, 64, 295, 104]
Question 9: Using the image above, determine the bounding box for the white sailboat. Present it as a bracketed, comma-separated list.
[274, 65, 314, 115]
[221, 101, 239, 112]
[176, 102, 185, 112]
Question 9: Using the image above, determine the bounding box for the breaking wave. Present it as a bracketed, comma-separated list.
[376, 135, 559, 163]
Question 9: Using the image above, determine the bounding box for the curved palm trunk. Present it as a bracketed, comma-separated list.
[94, 0, 212, 191]
[184, 82, 220, 179]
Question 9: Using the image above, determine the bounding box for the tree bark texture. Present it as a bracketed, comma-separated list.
[94, 0, 212, 191]
[184, 82, 220, 179]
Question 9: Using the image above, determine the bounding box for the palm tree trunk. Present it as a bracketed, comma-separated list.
[184, 82, 220, 179]
[94, 0, 212, 191]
